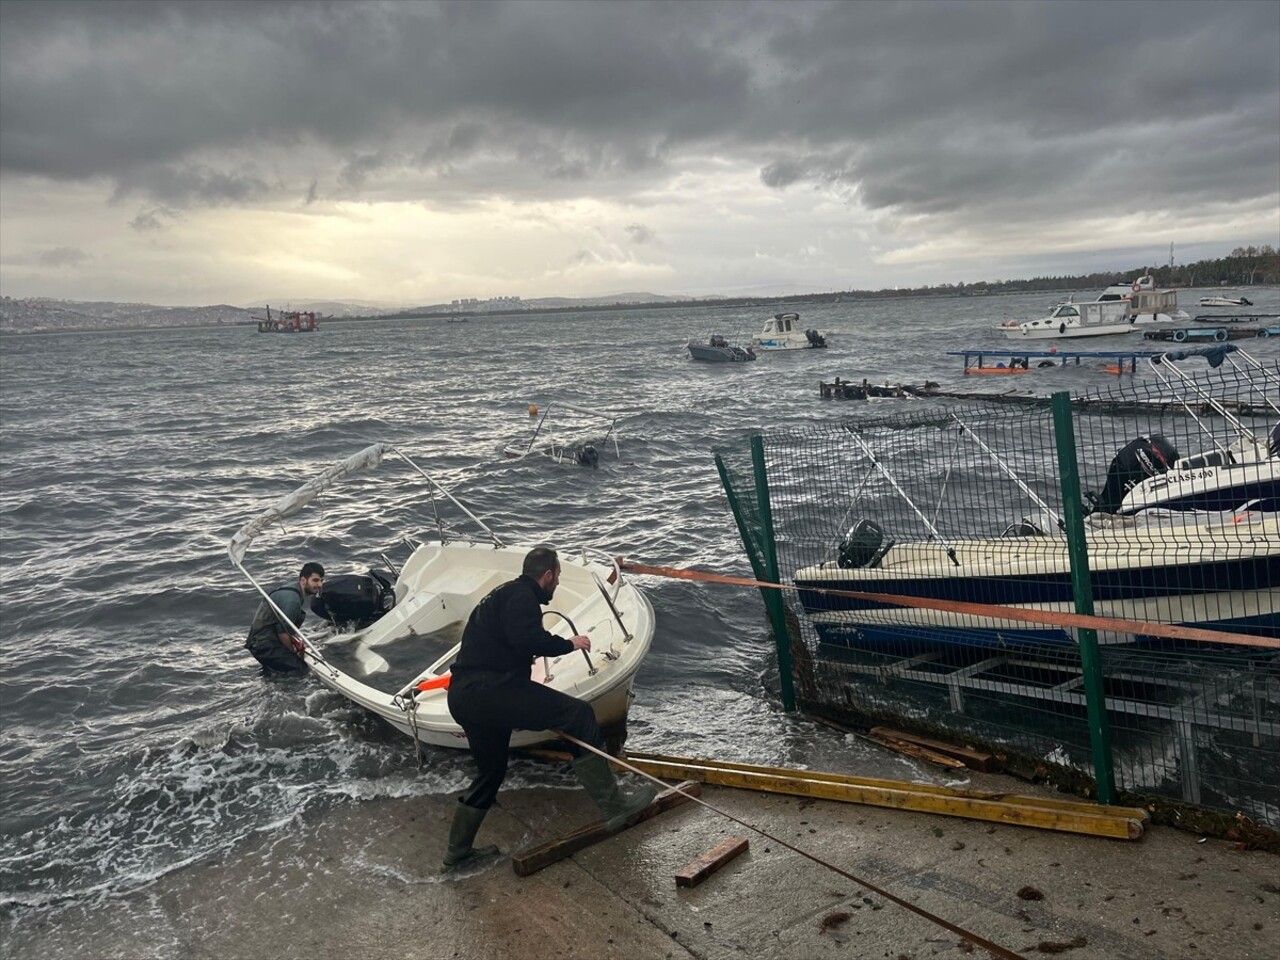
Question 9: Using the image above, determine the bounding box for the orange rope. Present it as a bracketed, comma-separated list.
[617, 559, 1280, 650]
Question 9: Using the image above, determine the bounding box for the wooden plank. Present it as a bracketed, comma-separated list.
[512, 781, 701, 877]
[674, 836, 749, 888]
[869, 726, 996, 772]
[864, 732, 967, 769]
[623, 754, 1146, 840]
[627, 751, 1148, 822]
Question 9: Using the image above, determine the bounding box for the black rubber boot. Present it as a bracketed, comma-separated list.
[572, 754, 657, 830]
[442, 801, 500, 872]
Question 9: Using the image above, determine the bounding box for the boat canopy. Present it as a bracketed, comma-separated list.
[229, 442, 391, 564]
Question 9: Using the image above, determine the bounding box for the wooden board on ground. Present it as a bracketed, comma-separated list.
[869, 726, 996, 772]
[512, 780, 701, 877]
[623, 753, 1148, 840]
[675, 836, 749, 888]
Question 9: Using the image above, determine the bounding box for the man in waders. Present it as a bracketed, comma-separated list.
[244, 562, 325, 673]
[442, 547, 655, 871]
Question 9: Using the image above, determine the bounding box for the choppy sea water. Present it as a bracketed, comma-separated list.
[2, 288, 1277, 940]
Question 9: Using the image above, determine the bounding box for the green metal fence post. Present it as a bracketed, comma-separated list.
[1051, 392, 1117, 804]
[750, 434, 796, 711]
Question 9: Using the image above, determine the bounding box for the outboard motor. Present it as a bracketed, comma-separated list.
[312, 569, 396, 629]
[805, 329, 827, 348]
[1088, 435, 1179, 514]
[836, 518, 889, 568]
[576, 444, 600, 468]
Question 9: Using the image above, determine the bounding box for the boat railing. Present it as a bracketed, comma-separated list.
[1146, 346, 1279, 453]
[508, 402, 622, 462]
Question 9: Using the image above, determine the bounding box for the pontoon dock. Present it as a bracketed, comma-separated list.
[947, 348, 1166, 376]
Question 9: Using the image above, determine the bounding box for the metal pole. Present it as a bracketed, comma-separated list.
[750, 435, 797, 711]
[1051, 392, 1117, 804]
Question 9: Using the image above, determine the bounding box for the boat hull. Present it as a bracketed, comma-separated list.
[301, 541, 655, 749]
[794, 519, 1280, 650]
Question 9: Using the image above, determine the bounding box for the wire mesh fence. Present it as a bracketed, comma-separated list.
[715, 345, 1279, 834]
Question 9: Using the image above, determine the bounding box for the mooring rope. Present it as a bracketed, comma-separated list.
[617, 559, 1280, 650]
[561, 733, 1028, 960]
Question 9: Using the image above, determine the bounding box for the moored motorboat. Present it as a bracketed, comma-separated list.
[228, 443, 655, 750]
[795, 511, 1279, 648]
[752, 312, 829, 350]
[1089, 346, 1280, 515]
[688, 334, 756, 362]
[1200, 296, 1254, 308]
[996, 300, 1137, 340]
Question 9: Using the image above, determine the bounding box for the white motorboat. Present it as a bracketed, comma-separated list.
[996, 300, 1137, 340]
[1094, 275, 1191, 323]
[1090, 346, 1280, 515]
[751, 312, 829, 350]
[503, 402, 621, 467]
[228, 443, 655, 750]
[1200, 296, 1254, 308]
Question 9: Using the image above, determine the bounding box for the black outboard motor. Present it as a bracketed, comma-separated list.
[1088, 435, 1179, 514]
[836, 518, 889, 568]
[312, 570, 396, 629]
[576, 444, 600, 468]
[805, 329, 827, 348]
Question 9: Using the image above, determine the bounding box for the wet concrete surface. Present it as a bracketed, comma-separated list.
[7, 763, 1277, 960]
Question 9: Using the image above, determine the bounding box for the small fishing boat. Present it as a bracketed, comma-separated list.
[1200, 296, 1254, 308]
[687, 334, 756, 362]
[228, 443, 655, 751]
[752, 312, 829, 350]
[503, 402, 621, 468]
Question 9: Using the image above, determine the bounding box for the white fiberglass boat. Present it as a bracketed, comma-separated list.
[1200, 296, 1253, 308]
[1090, 346, 1280, 515]
[752, 312, 829, 350]
[996, 300, 1137, 340]
[228, 443, 655, 750]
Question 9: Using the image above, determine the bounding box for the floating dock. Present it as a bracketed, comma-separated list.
[945, 348, 1164, 376]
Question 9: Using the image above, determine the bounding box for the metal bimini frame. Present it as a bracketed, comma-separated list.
[508, 402, 622, 464]
[227, 442, 505, 666]
[838, 414, 1065, 568]
[1146, 345, 1280, 457]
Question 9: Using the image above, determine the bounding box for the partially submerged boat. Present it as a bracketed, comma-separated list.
[228, 443, 655, 750]
[687, 334, 756, 362]
[752, 312, 829, 350]
[503, 402, 621, 467]
[1200, 295, 1254, 308]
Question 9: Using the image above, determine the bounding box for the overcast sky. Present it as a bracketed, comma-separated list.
[1, 0, 1277, 306]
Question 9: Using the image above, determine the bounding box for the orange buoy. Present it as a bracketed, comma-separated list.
[528, 404, 539, 417]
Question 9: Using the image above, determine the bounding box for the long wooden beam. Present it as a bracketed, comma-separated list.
[622, 752, 1147, 840]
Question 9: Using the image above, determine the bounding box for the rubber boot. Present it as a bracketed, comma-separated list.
[442, 801, 500, 872]
[573, 754, 657, 831]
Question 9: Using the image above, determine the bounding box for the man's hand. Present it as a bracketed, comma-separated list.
[569, 634, 591, 652]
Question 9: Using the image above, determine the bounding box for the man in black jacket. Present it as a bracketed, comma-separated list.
[442, 547, 655, 871]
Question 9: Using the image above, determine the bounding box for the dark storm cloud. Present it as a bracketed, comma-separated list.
[1, 0, 1276, 226]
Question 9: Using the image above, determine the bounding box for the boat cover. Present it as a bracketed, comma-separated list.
[228, 442, 392, 564]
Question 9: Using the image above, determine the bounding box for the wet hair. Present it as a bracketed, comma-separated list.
[522, 547, 559, 580]
[300, 562, 326, 580]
